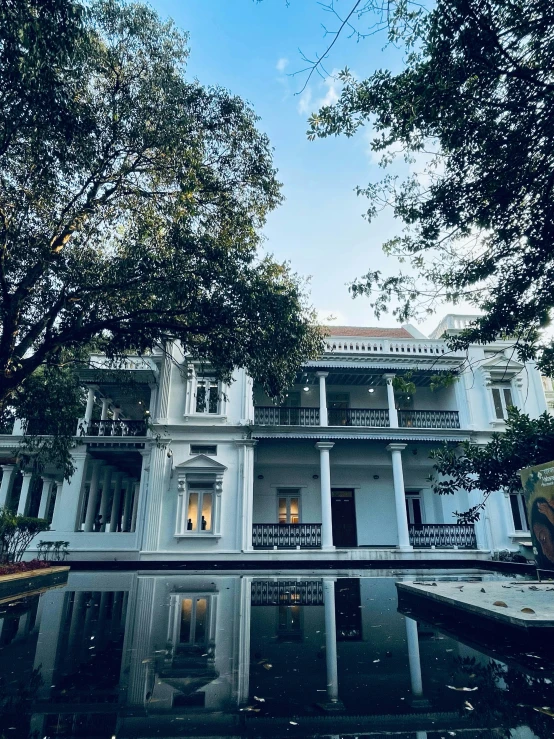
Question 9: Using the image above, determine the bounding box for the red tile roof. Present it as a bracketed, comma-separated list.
[324, 326, 413, 338]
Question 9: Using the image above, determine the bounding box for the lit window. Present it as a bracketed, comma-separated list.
[195, 379, 219, 414]
[491, 385, 514, 420]
[180, 597, 209, 646]
[405, 490, 423, 525]
[278, 492, 300, 524]
[510, 492, 529, 532]
[186, 485, 213, 532]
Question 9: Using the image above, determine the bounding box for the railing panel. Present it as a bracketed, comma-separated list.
[86, 419, 147, 437]
[328, 408, 389, 427]
[409, 523, 476, 549]
[252, 523, 322, 549]
[398, 410, 460, 429]
[254, 407, 319, 426]
[251, 580, 324, 605]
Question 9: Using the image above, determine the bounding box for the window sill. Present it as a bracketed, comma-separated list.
[183, 414, 227, 422]
[174, 533, 222, 539]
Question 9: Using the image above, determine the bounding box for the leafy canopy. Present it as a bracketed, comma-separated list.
[308, 0, 554, 373]
[0, 0, 323, 409]
[430, 408, 554, 522]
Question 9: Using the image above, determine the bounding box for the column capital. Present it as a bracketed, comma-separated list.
[383, 373, 396, 381]
[234, 439, 258, 448]
[316, 371, 329, 378]
[1, 463, 16, 471]
[315, 441, 335, 451]
[21, 470, 34, 478]
[386, 443, 407, 452]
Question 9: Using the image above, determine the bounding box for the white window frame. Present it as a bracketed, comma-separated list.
[176, 474, 223, 537]
[184, 365, 228, 419]
[166, 593, 217, 661]
[405, 489, 425, 525]
[509, 492, 529, 533]
[490, 384, 515, 421]
[277, 489, 301, 524]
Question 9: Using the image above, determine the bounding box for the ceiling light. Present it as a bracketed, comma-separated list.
[368, 388, 375, 393]
[303, 386, 310, 392]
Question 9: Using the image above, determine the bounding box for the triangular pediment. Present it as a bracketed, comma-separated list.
[175, 454, 227, 471]
[481, 355, 524, 371]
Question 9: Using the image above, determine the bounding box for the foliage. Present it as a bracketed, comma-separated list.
[0, 558, 50, 576]
[430, 408, 554, 522]
[0, 508, 49, 563]
[307, 0, 554, 373]
[0, 0, 323, 410]
[37, 540, 70, 562]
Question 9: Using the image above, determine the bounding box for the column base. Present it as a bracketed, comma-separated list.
[321, 545, 336, 551]
[317, 699, 345, 712]
[397, 545, 414, 552]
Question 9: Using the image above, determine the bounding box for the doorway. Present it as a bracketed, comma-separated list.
[331, 489, 357, 546]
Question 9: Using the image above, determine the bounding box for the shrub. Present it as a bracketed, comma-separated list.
[0, 508, 50, 563]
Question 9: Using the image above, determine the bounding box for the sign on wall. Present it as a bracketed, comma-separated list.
[520, 460, 554, 571]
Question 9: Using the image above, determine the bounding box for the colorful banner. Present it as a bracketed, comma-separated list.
[520, 460, 554, 571]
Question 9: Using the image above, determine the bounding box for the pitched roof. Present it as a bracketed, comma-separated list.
[324, 326, 413, 338]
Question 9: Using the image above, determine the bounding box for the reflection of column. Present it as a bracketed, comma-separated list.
[237, 440, 256, 551]
[109, 473, 124, 532]
[316, 442, 335, 549]
[405, 617, 430, 708]
[66, 591, 87, 668]
[386, 443, 412, 551]
[51, 449, 88, 532]
[0, 465, 15, 508]
[98, 466, 114, 531]
[127, 577, 155, 705]
[37, 477, 54, 519]
[237, 575, 252, 705]
[317, 372, 328, 426]
[323, 579, 340, 706]
[383, 374, 398, 428]
[84, 460, 104, 532]
[17, 472, 34, 515]
[33, 589, 66, 700]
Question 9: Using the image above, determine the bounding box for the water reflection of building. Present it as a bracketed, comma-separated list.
[0, 573, 547, 738]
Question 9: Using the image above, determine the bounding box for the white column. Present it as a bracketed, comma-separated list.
[323, 578, 340, 705]
[84, 459, 104, 532]
[84, 387, 95, 422]
[405, 617, 423, 697]
[12, 418, 25, 435]
[142, 445, 167, 552]
[112, 407, 121, 420]
[100, 397, 110, 420]
[109, 472, 124, 532]
[386, 443, 412, 551]
[122, 479, 134, 532]
[317, 372, 328, 426]
[383, 374, 398, 427]
[37, 477, 54, 519]
[131, 480, 141, 532]
[0, 465, 15, 508]
[316, 442, 334, 550]
[98, 465, 114, 531]
[17, 472, 34, 515]
[51, 449, 88, 531]
[238, 440, 256, 551]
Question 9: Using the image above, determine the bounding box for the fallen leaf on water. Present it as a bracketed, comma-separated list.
[464, 701, 474, 711]
[480, 588, 486, 593]
[493, 601, 508, 607]
[373, 659, 380, 663]
[262, 663, 273, 670]
[447, 685, 478, 692]
[240, 706, 260, 712]
[290, 721, 298, 725]
[254, 695, 265, 702]
[534, 707, 554, 718]
[521, 608, 536, 614]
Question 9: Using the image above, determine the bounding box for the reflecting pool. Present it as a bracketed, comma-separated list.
[0, 571, 552, 738]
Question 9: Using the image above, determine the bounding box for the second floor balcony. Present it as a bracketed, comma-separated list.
[254, 406, 460, 430]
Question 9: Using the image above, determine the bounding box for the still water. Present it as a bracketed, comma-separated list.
[0, 571, 552, 739]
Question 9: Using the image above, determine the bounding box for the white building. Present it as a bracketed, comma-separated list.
[0, 314, 548, 562]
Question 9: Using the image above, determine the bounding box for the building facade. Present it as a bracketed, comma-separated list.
[0, 314, 548, 561]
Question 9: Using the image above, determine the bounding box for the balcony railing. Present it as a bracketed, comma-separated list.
[252, 523, 322, 549]
[328, 408, 389, 427]
[409, 524, 477, 549]
[254, 407, 320, 426]
[251, 580, 324, 605]
[398, 410, 460, 429]
[85, 419, 148, 437]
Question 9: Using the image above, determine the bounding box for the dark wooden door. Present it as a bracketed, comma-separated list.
[331, 489, 357, 546]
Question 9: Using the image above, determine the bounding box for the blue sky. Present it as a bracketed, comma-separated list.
[150, 0, 460, 335]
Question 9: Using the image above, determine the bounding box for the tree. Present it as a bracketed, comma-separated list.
[306, 0, 554, 373]
[430, 408, 554, 522]
[0, 0, 323, 413]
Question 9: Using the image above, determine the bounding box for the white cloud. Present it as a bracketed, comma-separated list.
[297, 70, 342, 116]
[276, 57, 289, 72]
[297, 87, 313, 115]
